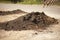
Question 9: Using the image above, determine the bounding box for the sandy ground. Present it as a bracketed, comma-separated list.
[0, 4, 60, 40]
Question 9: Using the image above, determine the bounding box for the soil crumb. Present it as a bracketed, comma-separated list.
[0, 12, 58, 31]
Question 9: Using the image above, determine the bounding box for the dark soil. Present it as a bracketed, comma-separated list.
[0, 9, 27, 15]
[0, 12, 58, 31]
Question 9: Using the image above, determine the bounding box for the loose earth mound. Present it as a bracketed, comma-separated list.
[0, 9, 27, 15]
[0, 12, 58, 31]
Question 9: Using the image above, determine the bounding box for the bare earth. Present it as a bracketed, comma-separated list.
[0, 4, 60, 40]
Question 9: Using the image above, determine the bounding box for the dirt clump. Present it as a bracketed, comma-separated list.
[0, 12, 58, 31]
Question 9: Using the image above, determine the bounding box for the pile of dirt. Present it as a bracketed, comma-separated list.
[0, 12, 58, 31]
[0, 9, 27, 15]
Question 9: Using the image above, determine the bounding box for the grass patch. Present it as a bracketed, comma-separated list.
[0, 0, 42, 4]
[55, 2, 60, 6]
[18, 0, 42, 4]
[0, 1, 11, 3]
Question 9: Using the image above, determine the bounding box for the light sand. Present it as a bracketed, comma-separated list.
[0, 4, 60, 40]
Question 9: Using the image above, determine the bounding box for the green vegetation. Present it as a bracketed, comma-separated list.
[0, 0, 42, 4]
[0, 0, 11, 3]
[0, 0, 60, 5]
[55, 1, 60, 5]
[20, 0, 42, 4]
